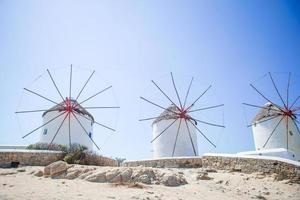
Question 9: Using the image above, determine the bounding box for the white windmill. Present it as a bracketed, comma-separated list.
[140, 73, 225, 158]
[242, 72, 300, 161]
[16, 66, 119, 150]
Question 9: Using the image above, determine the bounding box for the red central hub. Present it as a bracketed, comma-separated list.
[179, 109, 188, 119]
[65, 98, 72, 113]
[284, 109, 293, 117]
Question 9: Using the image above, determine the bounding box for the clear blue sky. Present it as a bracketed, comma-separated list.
[0, 0, 300, 160]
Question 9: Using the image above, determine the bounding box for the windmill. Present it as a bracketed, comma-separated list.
[243, 72, 300, 160]
[140, 73, 225, 158]
[15, 66, 119, 150]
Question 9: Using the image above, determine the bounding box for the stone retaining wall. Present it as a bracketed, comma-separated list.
[123, 157, 202, 168]
[0, 150, 64, 167]
[83, 153, 117, 167]
[201, 155, 300, 181]
[0, 150, 117, 167]
[123, 155, 300, 182]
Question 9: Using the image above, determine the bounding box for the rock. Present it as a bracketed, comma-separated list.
[162, 173, 187, 187]
[205, 168, 217, 173]
[17, 169, 26, 172]
[34, 170, 43, 177]
[263, 191, 270, 195]
[78, 170, 94, 179]
[65, 169, 82, 180]
[44, 161, 68, 178]
[138, 174, 151, 184]
[44, 165, 50, 176]
[196, 172, 213, 180]
[273, 173, 284, 181]
[255, 195, 267, 200]
[132, 168, 156, 183]
[106, 169, 121, 183]
[255, 174, 265, 179]
[110, 174, 122, 183]
[85, 171, 106, 183]
[120, 168, 133, 182]
[231, 165, 242, 172]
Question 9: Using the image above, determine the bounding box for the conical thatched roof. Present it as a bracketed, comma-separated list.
[152, 105, 179, 125]
[42, 99, 94, 122]
[252, 102, 281, 123]
[152, 105, 196, 125]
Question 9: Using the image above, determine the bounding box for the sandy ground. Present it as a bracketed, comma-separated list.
[0, 166, 299, 200]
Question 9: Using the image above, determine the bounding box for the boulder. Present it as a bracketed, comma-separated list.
[106, 169, 121, 183]
[120, 168, 133, 182]
[131, 168, 156, 183]
[65, 169, 82, 180]
[34, 170, 43, 177]
[44, 161, 68, 178]
[138, 174, 151, 184]
[196, 172, 213, 180]
[85, 171, 106, 183]
[162, 173, 187, 187]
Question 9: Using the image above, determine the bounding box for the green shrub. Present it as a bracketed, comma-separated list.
[26, 143, 68, 152]
[27, 143, 94, 165]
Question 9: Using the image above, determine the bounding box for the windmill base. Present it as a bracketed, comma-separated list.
[237, 148, 299, 161]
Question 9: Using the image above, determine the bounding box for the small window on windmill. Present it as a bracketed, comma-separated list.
[43, 129, 47, 135]
[89, 132, 92, 138]
[289, 131, 293, 136]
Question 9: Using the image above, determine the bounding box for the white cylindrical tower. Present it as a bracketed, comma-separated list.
[152, 106, 198, 158]
[252, 102, 300, 160]
[40, 100, 93, 150]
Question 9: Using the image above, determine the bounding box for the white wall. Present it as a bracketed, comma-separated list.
[152, 119, 198, 158]
[252, 116, 300, 161]
[40, 111, 93, 150]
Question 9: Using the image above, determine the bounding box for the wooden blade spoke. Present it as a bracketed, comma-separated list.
[23, 88, 60, 105]
[188, 104, 224, 113]
[139, 115, 168, 122]
[186, 85, 212, 111]
[48, 113, 69, 149]
[263, 116, 284, 148]
[188, 119, 216, 148]
[268, 72, 287, 109]
[247, 114, 281, 128]
[291, 118, 300, 135]
[71, 112, 101, 150]
[171, 72, 183, 109]
[15, 108, 60, 114]
[73, 110, 116, 132]
[69, 65, 72, 99]
[68, 113, 72, 148]
[83, 106, 120, 109]
[172, 119, 182, 157]
[250, 84, 285, 113]
[78, 85, 112, 105]
[242, 103, 282, 113]
[22, 111, 66, 138]
[290, 96, 300, 110]
[47, 69, 65, 103]
[140, 97, 179, 115]
[151, 80, 181, 111]
[75, 70, 95, 101]
[287, 72, 291, 108]
[183, 77, 193, 109]
[184, 119, 197, 156]
[286, 116, 289, 150]
[193, 118, 225, 128]
[151, 118, 178, 143]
